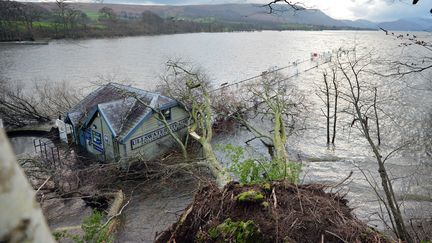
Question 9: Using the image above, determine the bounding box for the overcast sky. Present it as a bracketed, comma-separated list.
[28, 0, 432, 22]
[300, 0, 431, 22]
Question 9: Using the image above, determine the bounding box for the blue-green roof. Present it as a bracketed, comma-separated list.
[66, 83, 178, 141]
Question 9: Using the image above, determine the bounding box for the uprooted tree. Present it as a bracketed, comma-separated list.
[214, 69, 308, 183]
[156, 60, 231, 187]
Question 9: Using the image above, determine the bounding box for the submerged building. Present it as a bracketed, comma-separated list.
[64, 83, 189, 161]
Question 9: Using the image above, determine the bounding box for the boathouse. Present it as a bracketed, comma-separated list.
[64, 83, 189, 161]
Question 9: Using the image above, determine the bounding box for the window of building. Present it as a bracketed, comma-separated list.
[159, 108, 172, 121]
[92, 130, 102, 145]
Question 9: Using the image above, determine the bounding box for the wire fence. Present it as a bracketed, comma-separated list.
[210, 52, 332, 94]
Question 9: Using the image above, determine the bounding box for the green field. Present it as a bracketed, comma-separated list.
[34, 21, 57, 29]
[84, 11, 101, 21]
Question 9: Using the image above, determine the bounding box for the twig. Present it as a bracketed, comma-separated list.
[295, 184, 304, 213]
[168, 205, 194, 242]
[324, 230, 348, 243]
[35, 176, 51, 194]
[272, 187, 278, 208]
[101, 200, 130, 229]
[331, 171, 353, 189]
[53, 225, 81, 232]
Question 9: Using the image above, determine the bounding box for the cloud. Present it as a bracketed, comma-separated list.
[345, 0, 430, 21]
[281, 0, 431, 21]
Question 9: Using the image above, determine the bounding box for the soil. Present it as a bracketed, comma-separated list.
[156, 181, 391, 243]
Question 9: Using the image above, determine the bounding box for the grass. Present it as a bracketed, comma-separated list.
[4, 20, 107, 31]
[84, 11, 101, 21]
[34, 21, 57, 29]
[90, 23, 107, 29]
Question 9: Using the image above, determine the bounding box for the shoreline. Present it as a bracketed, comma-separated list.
[0, 29, 378, 43]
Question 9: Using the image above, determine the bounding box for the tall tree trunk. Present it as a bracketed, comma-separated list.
[273, 112, 289, 162]
[338, 56, 412, 242]
[374, 87, 381, 146]
[323, 72, 330, 144]
[352, 89, 411, 243]
[362, 121, 410, 242]
[201, 141, 231, 187]
[0, 129, 55, 243]
[331, 70, 338, 144]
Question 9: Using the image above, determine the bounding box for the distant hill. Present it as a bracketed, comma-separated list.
[341, 19, 377, 29]
[34, 2, 431, 31]
[34, 2, 374, 30]
[377, 18, 432, 31]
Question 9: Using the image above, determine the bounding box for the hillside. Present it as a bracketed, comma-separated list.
[34, 2, 373, 30]
[378, 18, 432, 31]
[5, 1, 428, 42]
[34, 2, 431, 31]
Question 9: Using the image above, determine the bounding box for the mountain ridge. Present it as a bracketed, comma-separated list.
[34, 2, 431, 31]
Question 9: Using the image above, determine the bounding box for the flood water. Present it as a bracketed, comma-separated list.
[1, 30, 425, 89]
[9, 136, 39, 156]
[2, 30, 431, 241]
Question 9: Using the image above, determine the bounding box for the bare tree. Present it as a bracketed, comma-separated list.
[157, 60, 231, 187]
[317, 65, 340, 145]
[0, 79, 81, 128]
[377, 28, 432, 156]
[217, 69, 307, 182]
[0, 0, 26, 41]
[243, 70, 306, 161]
[263, 0, 309, 13]
[317, 71, 331, 144]
[54, 0, 80, 37]
[335, 50, 413, 242]
[331, 67, 339, 144]
[55, 0, 68, 36]
[20, 3, 45, 40]
[99, 7, 117, 22]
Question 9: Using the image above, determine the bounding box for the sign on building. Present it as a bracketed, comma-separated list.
[131, 118, 189, 150]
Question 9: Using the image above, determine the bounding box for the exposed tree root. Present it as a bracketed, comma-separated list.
[156, 181, 392, 243]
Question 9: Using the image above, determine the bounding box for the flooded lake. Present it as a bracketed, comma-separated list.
[2, 30, 431, 241]
[0, 30, 422, 89]
[9, 136, 39, 156]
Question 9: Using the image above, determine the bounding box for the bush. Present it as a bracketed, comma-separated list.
[208, 218, 262, 243]
[52, 209, 111, 243]
[81, 210, 111, 243]
[221, 144, 302, 184]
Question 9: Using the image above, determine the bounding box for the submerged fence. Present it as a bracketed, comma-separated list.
[33, 138, 61, 165]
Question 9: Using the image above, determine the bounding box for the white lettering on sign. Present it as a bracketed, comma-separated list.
[131, 118, 189, 150]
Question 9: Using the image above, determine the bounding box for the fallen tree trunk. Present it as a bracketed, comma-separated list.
[104, 190, 126, 238]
